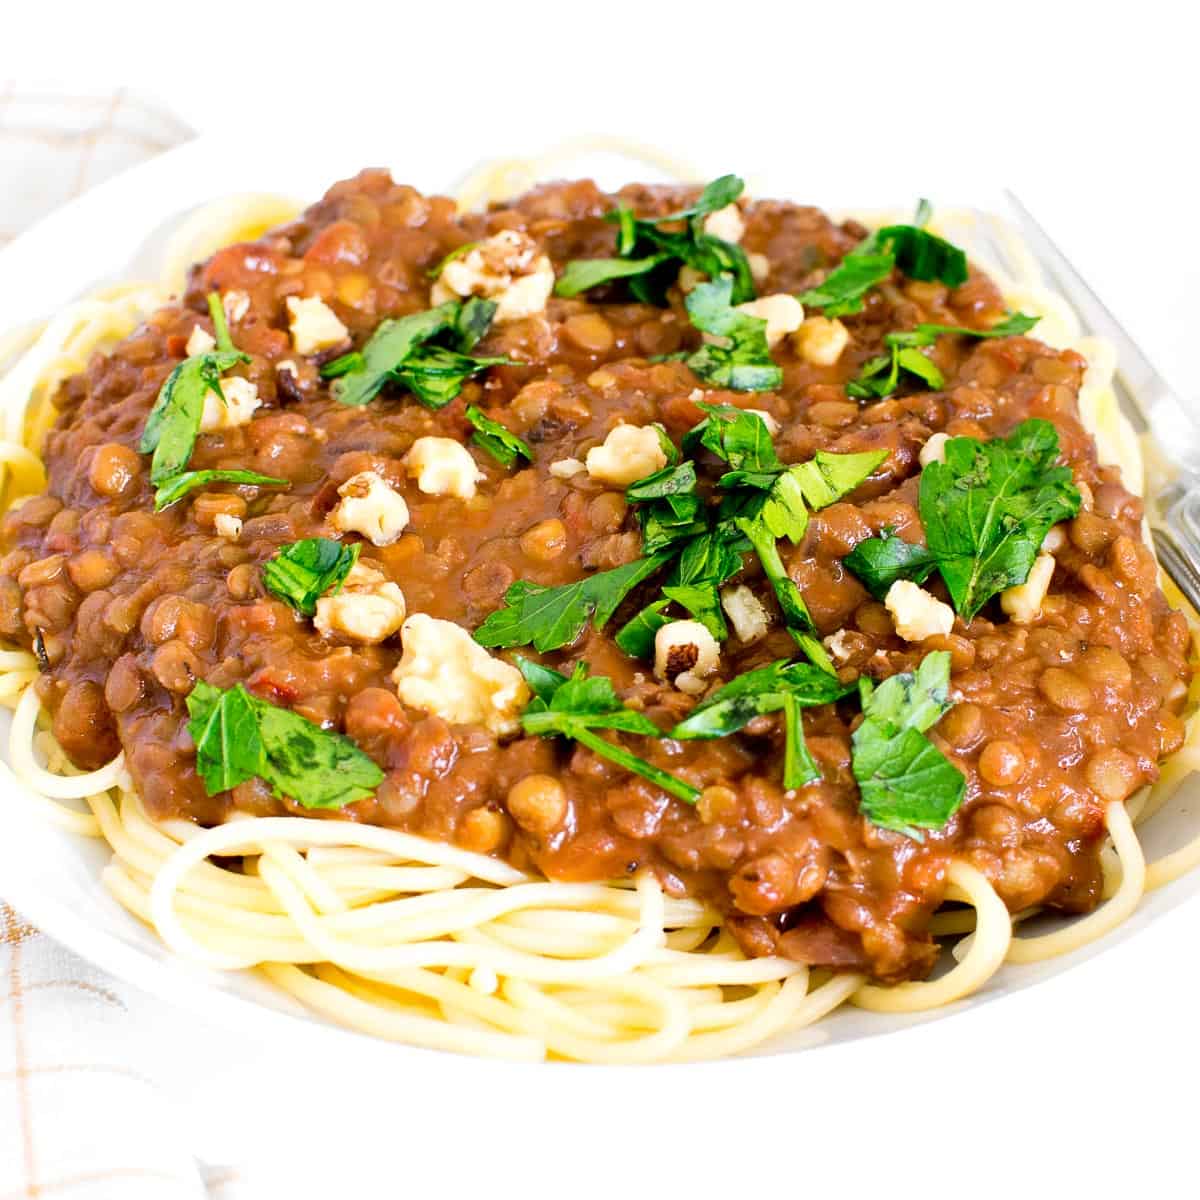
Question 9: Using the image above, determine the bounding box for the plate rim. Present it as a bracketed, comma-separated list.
[2, 131, 1198, 1071]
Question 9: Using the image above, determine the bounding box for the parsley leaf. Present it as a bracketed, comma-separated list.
[555, 175, 756, 306]
[517, 660, 698, 803]
[154, 469, 288, 512]
[920, 419, 1081, 619]
[186, 680, 383, 809]
[847, 312, 1038, 401]
[684, 279, 781, 392]
[637, 491, 709, 554]
[465, 405, 532, 469]
[842, 528, 938, 600]
[874, 223, 968, 288]
[453, 297, 500, 352]
[139, 292, 250, 484]
[625, 460, 697, 502]
[684, 402, 783, 486]
[614, 598, 672, 659]
[842, 420, 1080, 616]
[326, 305, 454, 405]
[675, 403, 883, 668]
[846, 345, 945, 400]
[672, 658, 851, 788]
[784, 448, 889, 512]
[799, 208, 969, 318]
[627, 458, 708, 555]
[428, 241, 478, 280]
[262, 538, 360, 617]
[556, 254, 671, 297]
[661, 522, 749, 640]
[885, 311, 1040, 348]
[850, 651, 965, 839]
[735, 514, 833, 673]
[185, 681, 260, 794]
[796, 251, 896, 318]
[473, 552, 673, 652]
[859, 650, 953, 732]
[326, 299, 505, 409]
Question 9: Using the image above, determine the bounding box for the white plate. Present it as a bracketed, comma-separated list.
[1, 131, 1198, 1068]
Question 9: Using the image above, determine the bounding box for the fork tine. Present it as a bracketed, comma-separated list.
[1153, 527, 1200, 616]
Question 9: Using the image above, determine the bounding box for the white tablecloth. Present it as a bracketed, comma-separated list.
[0, 84, 261, 1200]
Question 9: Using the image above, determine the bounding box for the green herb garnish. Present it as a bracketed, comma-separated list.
[139, 292, 250, 484]
[186, 680, 383, 809]
[799, 203, 969, 318]
[843, 419, 1080, 618]
[886, 312, 1040, 348]
[672, 659, 852, 788]
[683, 401, 783, 488]
[920, 419, 1080, 619]
[683, 279, 781, 392]
[850, 651, 965, 839]
[555, 175, 756, 306]
[473, 552, 673, 652]
[154, 469, 288, 512]
[518, 659, 699, 803]
[734, 514, 831, 673]
[847, 312, 1039, 400]
[614, 598, 672, 659]
[842, 528, 937, 600]
[678, 403, 883, 668]
[262, 538, 361, 616]
[428, 241, 478, 280]
[846, 345, 945, 400]
[324, 298, 506, 409]
[465, 405, 533, 469]
[475, 404, 880, 671]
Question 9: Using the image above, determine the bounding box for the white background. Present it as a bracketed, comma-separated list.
[2, 2, 1199, 1196]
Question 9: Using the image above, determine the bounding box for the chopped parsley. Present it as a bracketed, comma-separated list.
[555, 175, 756, 306]
[799, 202, 969, 318]
[887, 311, 1040, 347]
[153, 469, 288, 512]
[681, 403, 884, 669]
[683, 399, 784, 487]
[465, 405, 533, 469]
[683, 279, 781, 392]
[921, 419, 1080, 619]
[517, 659, 698, 803]
[847, 312, 1039, 400]
[472, 404, 881, 672]
[473, 552, 673, 652]
[672, 659, 852, 788]
[850, 651, 965, 839]
[614, 598, 672, 659]
[186, 680, 383, 809]
[846, 344, 945, 400]
[843, 419, 1080, 619]
[262, 538, 360, 616]
[427, 241, 478, 280]
[139, 292, 250, 484]
[734, 514, 831, 673]
[842, 528, 937, 600]
[324, 298, 507, 409]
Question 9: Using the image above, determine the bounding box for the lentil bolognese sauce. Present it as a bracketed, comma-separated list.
[0, 164, 1196, 1061]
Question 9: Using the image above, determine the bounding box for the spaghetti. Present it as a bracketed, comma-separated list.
[0, 160, 1197, 1064]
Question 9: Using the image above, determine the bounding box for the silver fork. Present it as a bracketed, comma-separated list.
[984, 191, 1200, 612]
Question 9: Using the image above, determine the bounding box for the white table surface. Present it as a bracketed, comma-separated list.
[2, 2, 1198, 1195]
